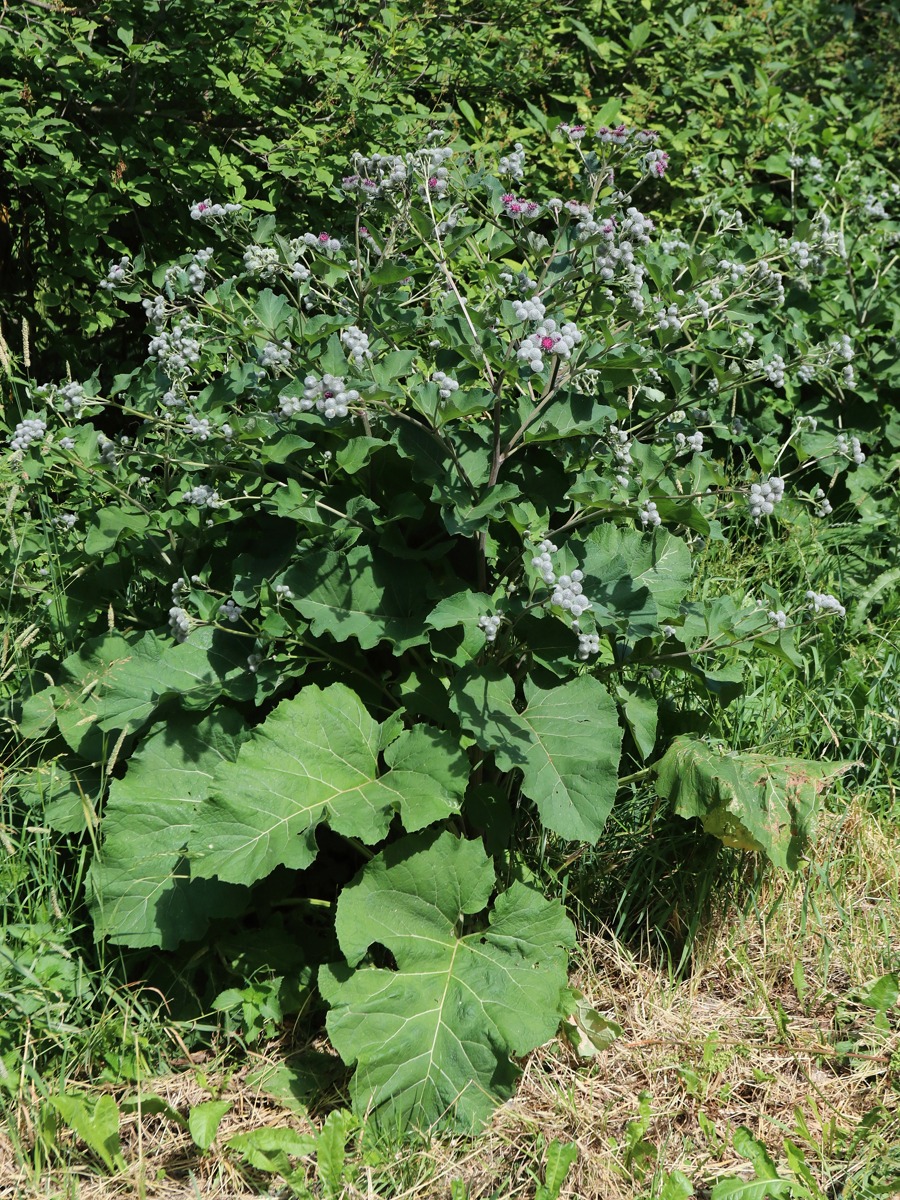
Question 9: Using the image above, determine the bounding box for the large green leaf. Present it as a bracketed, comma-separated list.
[450, 668, 622, 841]
[90, 709, 249, 948]
[380, 726, 469, 832]
[654, 736, 846, 869]
[188, 685, 467, 883]
[284, 545, 432, 652]
[48, 629, 253, 756]
[320, 831, 575, 1131]
[583, 526, 692, 618]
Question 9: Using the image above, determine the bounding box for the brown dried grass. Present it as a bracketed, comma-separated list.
[3, 803, 898, 1200]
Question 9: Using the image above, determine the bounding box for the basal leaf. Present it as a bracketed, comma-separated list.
[189, 684, 399, 884]
[381, 726, 470, 832]
[450, 668, 623, 841]
[284, 545, 432, 652]
[654, 736, 847, 869]
[89, 709, 249, 948]
[320, 830, 575, 1131]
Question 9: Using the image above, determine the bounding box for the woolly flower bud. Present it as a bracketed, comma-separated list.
[9, 417, 47, 451]
[183, 483, 222, 509]
[806, 590, 845, 618]
[577, 632, 600, 660]
[768, 610, 788, 629]
[639, 501, 661, 528]
[190, 199, 242, 221]
[218, 599, 242, 624]
[168, 605, 191, 642]
[748, 476, 785, 522]
[432, 371, 459, 401]
[243, 245, 280, 277]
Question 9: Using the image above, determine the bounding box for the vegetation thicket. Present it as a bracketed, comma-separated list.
[1, 1, 899, 1196]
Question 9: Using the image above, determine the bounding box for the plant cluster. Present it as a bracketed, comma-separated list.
[1, 118, 875, 1130]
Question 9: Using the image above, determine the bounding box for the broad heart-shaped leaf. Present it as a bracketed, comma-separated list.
[450, 668, 623, 842]
[319, 831, 575, 1132]
[188, 684, 469, 884]
[49, 628, 254, 757]
[582, 526, 692, 618]
[425, 590, 492, 664]
[380, 726, 469, 832]
[283, 544, 432, 652]
[89, 709, 249, 949]
[654, 736, 848, 870]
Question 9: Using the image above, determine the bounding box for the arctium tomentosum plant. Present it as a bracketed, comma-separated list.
[7, 119, 863, 1131]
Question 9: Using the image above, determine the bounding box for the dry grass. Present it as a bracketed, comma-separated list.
[3, 802, 898, 1200]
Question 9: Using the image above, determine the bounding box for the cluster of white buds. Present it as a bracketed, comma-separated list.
[300, 373, 360, 419]
[673, 431, 704, 454]
[218, 599, 242, 624]
[835, 433, 865, 464]
[748, 476, 785, 521]
[644, 149, 669, 177]
[806, 590, 846, 618]
[142, 294, 167, 327]
[97, 433, 117, 466]
[342, 151, 409, 199]
[148, 320, 201, 372]
[718, 258, 748, 284]
[273, 583, 294, 600]
[186, 247, 213, 293]
[498, 143, 526, 179]
[736, 329, 755, 353]
[185, 415, 211, 441]
[190, 199, 242, 221]
[55, 512, 77, 530]
[9, 417, 47, 451]
[478, 614, 503, 643]
[531, 539, 558, 584]
[656, 303, 682, 331]
[551, 572, 591, 619]
[243, 244, 280, 277]
[763, 354, 786, 386]
[640, 500, 661, 528]
[57, 382, 88, 415]
[341, 325, 371, 367]
[517, 320, 582, 372]
[259, 340, 292, 371]
[577, 632, 601, 659]
[162, 389, 185, 408]
[247, 653, 262, 674]
[183, 484, 222, 509]
[768, 609, 789, 629]
[788, 239, 812, 269]
[812, 486, 833, 516]
[431, 371, 459, 401]
[511, 296, 546, 322]
[168, 605, 191, 642]
[99, 256, 132, 291]
[500, 193, 541, 221]
[610, 424, 634, 487]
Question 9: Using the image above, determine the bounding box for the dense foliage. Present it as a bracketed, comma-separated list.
[3, 118, 880, 1129]
[1, 0, 900, 1165]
